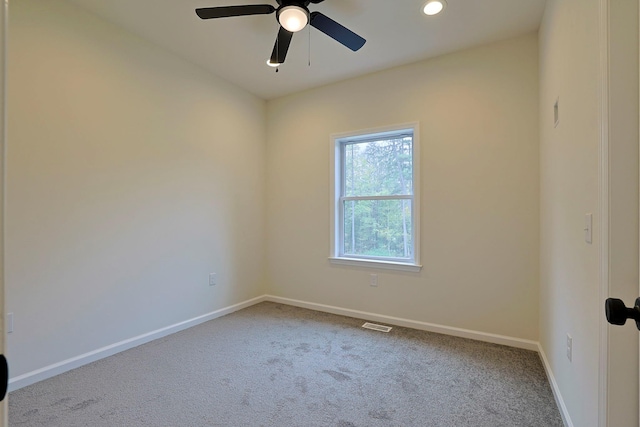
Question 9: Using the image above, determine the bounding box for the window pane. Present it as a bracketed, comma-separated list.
[344, 137, 413, 197]
[343, 199, 413, 259]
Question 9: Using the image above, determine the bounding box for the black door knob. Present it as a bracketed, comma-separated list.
[0, 354, 7, 401]
[605, 297, 640, 330]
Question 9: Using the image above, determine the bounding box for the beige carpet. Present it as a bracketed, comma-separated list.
[9, 302, 563, 426]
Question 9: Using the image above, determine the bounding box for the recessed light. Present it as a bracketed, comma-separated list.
[423, 0, 447, 16]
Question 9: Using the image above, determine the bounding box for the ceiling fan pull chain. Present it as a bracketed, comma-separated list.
[276, 34, 280, 73]
[308, 24, 311, 67]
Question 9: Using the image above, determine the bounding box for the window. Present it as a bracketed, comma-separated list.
[330, 123, 421, 272]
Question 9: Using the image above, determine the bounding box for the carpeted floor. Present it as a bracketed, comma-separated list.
[9, 302, 563, 426]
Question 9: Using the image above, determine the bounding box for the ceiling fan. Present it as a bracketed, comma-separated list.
[195, 1, 366, 66]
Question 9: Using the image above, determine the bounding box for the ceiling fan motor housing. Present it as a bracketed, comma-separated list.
[275, 0, 317, 6]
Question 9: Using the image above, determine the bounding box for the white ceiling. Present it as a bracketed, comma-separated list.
[66, 0, 547, 100]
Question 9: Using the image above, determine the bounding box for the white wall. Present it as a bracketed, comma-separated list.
[266, 34, 540, 341]
[6, 0, 267, 378]
[538, 0, 610, 426]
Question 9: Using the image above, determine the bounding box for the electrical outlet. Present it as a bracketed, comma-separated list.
[7, 313, 13, 334]
[370, 274, 378, 287]
[209, 273, 217, 286]
[566, 334, 572, 362]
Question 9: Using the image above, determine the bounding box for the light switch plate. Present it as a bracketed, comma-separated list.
[584, 213, 593, 244]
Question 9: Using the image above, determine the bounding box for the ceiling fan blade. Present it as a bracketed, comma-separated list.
[270, 26, 294, 64]
[309, 11, 366, 51]
[195, 5, 275, 20]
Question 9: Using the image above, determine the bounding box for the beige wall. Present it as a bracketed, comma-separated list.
[6, 0, 267, 378]
[266, 34, 540, 341]
[538, 0, 607, 426]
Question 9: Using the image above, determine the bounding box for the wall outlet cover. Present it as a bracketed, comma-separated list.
[370, 274, 378, 287]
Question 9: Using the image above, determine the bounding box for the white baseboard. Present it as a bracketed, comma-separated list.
[537, 344, 573, 427]
[264, 295, 539, 351]
[8, 295, 267, 392]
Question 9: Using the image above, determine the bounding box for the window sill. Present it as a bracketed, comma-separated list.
[329, 257, 423, 272]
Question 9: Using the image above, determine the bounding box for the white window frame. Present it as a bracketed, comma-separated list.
[329, 123, 422, 272]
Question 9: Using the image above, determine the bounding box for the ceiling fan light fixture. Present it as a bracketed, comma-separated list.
[423, 0, 447, 16]
[278, 5, 309, 33]
[266, 59, 281, 67]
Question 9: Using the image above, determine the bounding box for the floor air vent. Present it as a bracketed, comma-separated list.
[362, 322, 392, 333]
